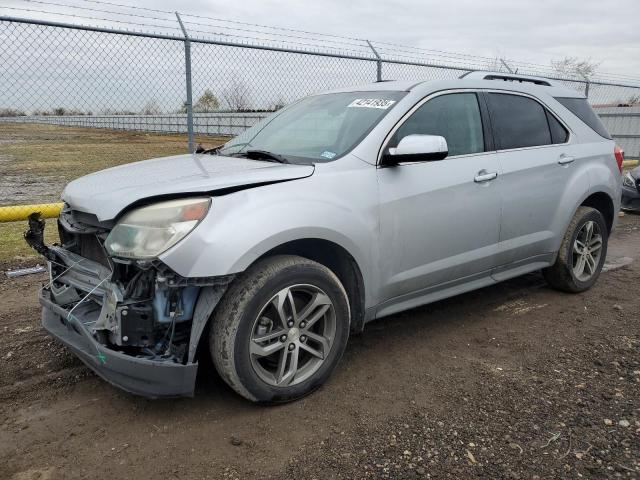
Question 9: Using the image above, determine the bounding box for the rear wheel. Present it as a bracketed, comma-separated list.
[210, 255, 350, 403]
[543, 206, 608, 293]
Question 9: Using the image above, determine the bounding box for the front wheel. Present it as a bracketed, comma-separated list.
[210, 255, 350, 403]
[543, 206, 608, 293]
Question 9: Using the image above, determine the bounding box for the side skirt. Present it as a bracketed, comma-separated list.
[368, 253, 555, 324]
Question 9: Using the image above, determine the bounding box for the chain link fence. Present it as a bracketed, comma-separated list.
[1, 13, 640, 229]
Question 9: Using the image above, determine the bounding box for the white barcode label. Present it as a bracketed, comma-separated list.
[347, 98, 396, 109]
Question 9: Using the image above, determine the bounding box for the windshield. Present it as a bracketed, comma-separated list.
[218, 91, 406, 164]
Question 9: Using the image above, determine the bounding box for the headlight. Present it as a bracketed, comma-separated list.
[623, 172, 636, 188]
[105, 197, 211, 259]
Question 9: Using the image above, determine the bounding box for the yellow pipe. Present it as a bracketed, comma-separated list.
[0, 161, 638, 223]
[0, 203, 63, 223]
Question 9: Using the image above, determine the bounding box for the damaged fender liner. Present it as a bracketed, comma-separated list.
[40, 288, 198, 398]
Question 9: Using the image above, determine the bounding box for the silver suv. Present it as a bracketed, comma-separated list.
[29, 72, 622, 403]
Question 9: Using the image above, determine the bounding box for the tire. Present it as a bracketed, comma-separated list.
[210, 255, 350, 403]
[543, 206, 608, 293]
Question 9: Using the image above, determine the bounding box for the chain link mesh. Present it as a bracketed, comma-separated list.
[1, 16, 639, 233]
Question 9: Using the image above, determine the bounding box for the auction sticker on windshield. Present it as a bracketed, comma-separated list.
[347, 98, 396, 109]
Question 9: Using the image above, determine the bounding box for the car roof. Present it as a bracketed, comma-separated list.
[322, 71, 585, 99]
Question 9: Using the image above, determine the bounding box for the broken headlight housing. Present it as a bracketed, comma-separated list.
[105, 197, 211, 259]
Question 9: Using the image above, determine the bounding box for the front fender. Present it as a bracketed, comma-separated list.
[159, 168, 378, 300]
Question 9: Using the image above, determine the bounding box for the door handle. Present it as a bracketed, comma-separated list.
[474, 171, 498, 183]
[558, 155, 575, 165]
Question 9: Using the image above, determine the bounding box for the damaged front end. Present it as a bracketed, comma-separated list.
[27, 207, 231, 398]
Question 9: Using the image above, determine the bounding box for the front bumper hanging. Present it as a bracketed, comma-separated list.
[27, 212, 228, 398]
[40, 286, 198, 397]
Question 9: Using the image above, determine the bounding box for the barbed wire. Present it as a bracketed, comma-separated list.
[0, 6, 182, 32]
[2, 0, 639, 85]
[74, 0, 367, 42]
[18, 0, 372, 52]
[18, 0, 177, 25]
[180, 20, 370, 51]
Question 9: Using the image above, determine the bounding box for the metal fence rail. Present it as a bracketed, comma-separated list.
[0, 112, 268, 136]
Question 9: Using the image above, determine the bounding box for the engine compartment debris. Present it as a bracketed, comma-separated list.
[5, 264, 46, 278]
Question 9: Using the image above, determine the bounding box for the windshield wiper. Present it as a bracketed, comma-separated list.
[242, 149, 291, 164]
[196, 144, 222, 155]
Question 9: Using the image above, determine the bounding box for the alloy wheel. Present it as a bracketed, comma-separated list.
[572, 220, 603, 282]
[249, 284, 336, 387]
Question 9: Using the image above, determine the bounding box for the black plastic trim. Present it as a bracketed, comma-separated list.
[40, 288, 198, 398]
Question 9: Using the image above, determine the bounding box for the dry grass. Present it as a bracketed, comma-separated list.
[1, 123, 227, 179]
[0, 123, 229, 263]
[0, 220, 59, 265]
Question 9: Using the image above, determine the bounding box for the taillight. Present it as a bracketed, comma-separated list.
[614, 145, 624, 173]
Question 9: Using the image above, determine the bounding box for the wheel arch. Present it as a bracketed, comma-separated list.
[580, 191, 615, 235]
[253, 238, 367, 333]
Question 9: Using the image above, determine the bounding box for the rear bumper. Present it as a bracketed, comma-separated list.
[621, 184, 640, 212]
[39, 287, 198, 398]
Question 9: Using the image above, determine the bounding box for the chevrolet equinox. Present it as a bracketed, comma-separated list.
[28, 71, 623, 403]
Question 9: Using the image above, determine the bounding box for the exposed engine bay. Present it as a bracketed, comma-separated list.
[27, 207, 232, 367]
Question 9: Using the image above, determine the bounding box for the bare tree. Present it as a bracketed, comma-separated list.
[0, 108, 26, 117]
[551, 57, 600, 80]
[222, 78, 251, 111]
[194, 89, 220, 113]
[141, 99, 161, 115]
[626, 94, 640, 105]
[612, 94, 640, 107]
[270, 95, 287, 111]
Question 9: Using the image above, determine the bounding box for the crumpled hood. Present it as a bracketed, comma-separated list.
[62, 154, 314, 221]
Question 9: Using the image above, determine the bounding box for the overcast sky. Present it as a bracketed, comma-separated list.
[3, 0, 640, 78]
[2, 0, 639, 113]
[152, 0, 639, 78]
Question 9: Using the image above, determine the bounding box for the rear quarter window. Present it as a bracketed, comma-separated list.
[546, 110, 569, 144]
[554, 97, 612, 140]
[486, 93, 552, 150]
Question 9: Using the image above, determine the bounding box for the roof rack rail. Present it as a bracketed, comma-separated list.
[460, 71, 556, 87]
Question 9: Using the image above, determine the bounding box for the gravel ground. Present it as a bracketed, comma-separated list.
[0, 214, 639, 480]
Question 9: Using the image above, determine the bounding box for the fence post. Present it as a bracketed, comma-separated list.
[581, 74, 590, 98]
[176, 12, 195, 153]
[499, 58, 514, 74]
[366, 40, 382, 82]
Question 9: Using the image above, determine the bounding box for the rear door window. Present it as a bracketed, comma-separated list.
[487, 93, 553, 150]
[554, 97, 612, 139]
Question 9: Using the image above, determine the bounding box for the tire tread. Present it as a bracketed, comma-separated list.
[209, 255, 348, 402]
[543, 206, 607, 293]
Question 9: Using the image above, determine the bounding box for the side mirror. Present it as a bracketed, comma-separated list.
[382, 134, 448, 165]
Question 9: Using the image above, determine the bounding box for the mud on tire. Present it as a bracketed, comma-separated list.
[209, 255, 350, 403]
[543, 206, 608, 293]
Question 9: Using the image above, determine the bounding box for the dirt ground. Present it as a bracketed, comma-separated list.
[0, 214, 639, 480]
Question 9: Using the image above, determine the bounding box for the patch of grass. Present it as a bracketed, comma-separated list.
[0, 123, 229, 262]
[2, 123, 229, 178]
[0, 220, 59, 263]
